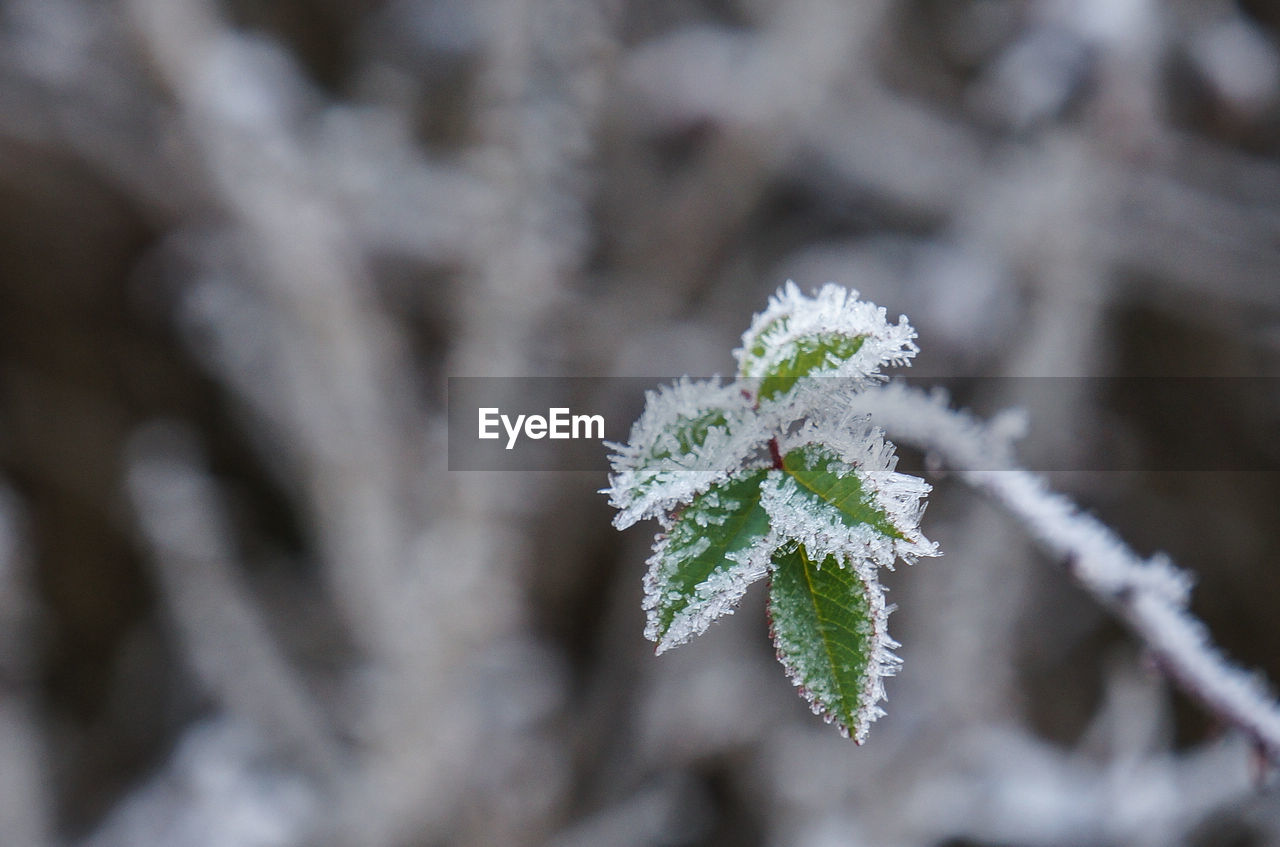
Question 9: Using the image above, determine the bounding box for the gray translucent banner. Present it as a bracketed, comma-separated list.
[447, 377, 1280, 472]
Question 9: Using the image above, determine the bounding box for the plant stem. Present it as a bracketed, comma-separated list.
[848, 383, 1280, 763]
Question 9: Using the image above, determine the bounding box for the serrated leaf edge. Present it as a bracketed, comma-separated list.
[734, 282, 918, 387]
[604, 378, 771, 529]
[768, 544, 901, 743]
[643, 530, 775, 654]
[770, 435, 939, 566]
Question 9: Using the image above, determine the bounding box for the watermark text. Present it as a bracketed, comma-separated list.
[479, 407, 606, 449]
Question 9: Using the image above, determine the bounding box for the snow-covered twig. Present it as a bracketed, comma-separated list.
[848, 383, 1280, 762]
[124, 424, 343, 781]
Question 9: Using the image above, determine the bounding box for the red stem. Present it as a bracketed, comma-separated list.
[768, 436, 784, 470]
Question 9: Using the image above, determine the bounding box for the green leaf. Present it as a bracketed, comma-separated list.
[781, 444, 904, 540]
[649, 408, 729, 461]
[750, 332, 866, 401]
[768, 543, 879, 740]
[644, 470, 771, 651]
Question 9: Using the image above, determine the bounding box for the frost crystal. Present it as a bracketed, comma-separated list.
[767, 541, 903, 743]
[776, 425, 938, 566]
[641, 470, 773, 652]
[610, 281, 1280, 753]
[735, 281, 918, 392]
[645, 532, 775, 652]
[604, 378, 771, 529]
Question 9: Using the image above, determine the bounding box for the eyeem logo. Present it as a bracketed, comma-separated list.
[479, 407, 606, 450]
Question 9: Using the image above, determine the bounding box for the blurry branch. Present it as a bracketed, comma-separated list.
[797, 87, 985, 220]
[764, 651, 1260, 847]
[121, 0, 474, 841]
[124, 0, 426, 656]
[410, 0, 616, 841]
[0, 484, 52, 847]
[1108, 160, 1280, 311]
[878, 660, 1253, 847]
[851, 384, 1280, 763]
[454, 0, 611, 376]
[78, 717, 318, 847]
[616, 1, 893, 293]
[2, 0, 1277, 843]
[124, 424, 342, 779]
[0, 0, 237, 222]
[899, 726, 1255, 847]
[122, 0, 600, 842]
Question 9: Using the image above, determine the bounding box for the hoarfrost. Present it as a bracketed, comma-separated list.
[773, 432, 939, 566]
[735, 281, 919, 389]
[761, 474, 896, 568]
[768, 540, 902, 743]
[640, 471, 774, 652]
[851, 381, 1280, 758]
[608, 284, 944, 743]
[604, 378, 771, 529]
[608, 281, 1280, 754]
[645, 532, 775, 653]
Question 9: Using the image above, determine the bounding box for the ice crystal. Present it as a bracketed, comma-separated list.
[605, 378, 771, 529]
[767, 541, 902, 742]
[611, 282, 1280, 753]
[736, 281, 919, 395]
[839, 381, 1280, 757]
[776, 426, 938, 565]
[641, 470, 773, 652]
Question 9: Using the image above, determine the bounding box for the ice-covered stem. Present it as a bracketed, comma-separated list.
[846, 383, 1280, 762]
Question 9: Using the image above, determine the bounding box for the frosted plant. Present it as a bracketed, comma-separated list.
[606, 283, 939, 742]
[608, 282, 1280, 758]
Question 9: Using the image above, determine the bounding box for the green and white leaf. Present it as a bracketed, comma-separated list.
[754, 333, 867, 401]
[647, 406, 730, 461]
[605, 378, 771, 529]
[736, 282, 919, 400]
[606, 282, 944, 742]
[768, 542, 899, 742]
[643, 470, 773, 652]
[764, 440, 937, 568]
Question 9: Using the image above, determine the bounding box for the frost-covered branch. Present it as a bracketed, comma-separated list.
[124, 424, 343, 780]
[848, 383, 1280, 762]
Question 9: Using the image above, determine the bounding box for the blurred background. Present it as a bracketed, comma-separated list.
[2, 0, 1280, 844]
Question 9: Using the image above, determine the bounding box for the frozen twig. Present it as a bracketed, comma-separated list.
[848, 383, 1280, 761]
[124, 423, 343, 780]
[124, 0, 423, 656]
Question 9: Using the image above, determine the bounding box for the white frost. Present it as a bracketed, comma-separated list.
[849, 381, 1280, 758]
[735, 281, 919, 388]
[643, 531, 775, 653]
[769, 539, 903, 744]
[604, 377, 772, 529]
[607, 284, 949, 745]
[774, 425, 939, 566]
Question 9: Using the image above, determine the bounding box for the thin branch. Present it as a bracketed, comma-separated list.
[0, 485, 52, 847]
[124, 424, 343, 780]
[847, 383, 1280, 762]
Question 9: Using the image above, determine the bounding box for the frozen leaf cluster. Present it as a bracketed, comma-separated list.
[605, 283, 939, 741]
